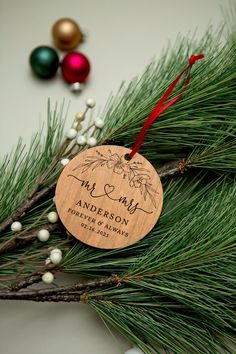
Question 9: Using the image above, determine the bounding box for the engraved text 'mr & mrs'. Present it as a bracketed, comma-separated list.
[67, 174, 153, 215]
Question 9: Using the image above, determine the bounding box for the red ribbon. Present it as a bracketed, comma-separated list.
[129, 54, 205, 159]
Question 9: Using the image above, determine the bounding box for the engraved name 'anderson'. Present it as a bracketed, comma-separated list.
[75, 200, 129, 226]
[67, 174, 153, 215]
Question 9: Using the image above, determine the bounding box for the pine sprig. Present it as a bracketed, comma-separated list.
[97, 25, 236, 171]
[0, 101, 66, 225]
[85, 176, 236, 353]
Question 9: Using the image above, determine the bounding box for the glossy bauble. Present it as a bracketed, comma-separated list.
[30, 46, 59, 78]
[61, 52, 90, 84]
[52, 18, 83, 51]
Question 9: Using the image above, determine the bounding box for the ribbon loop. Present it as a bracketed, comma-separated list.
[129, 54, 204, 159]
[189, 54, 204, 66]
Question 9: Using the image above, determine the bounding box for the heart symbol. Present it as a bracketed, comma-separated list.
[104, 184, 115, 195]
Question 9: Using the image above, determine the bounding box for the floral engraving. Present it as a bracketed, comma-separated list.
[73, 149, 159, 208]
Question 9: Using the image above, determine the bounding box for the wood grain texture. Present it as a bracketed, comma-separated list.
[55, 145, 163, 249]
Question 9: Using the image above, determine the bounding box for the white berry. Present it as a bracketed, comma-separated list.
[76, 135, 87, 146]
[47, 211, 58, 223]
[125, 347, 144, 354]
[66, 128, 77, 139]
[50, 251, 62, 265]
[94, 118, 105, 129]
[42, 272, 54, 284]
[37, 229, 50, 242]
[10, 221, 22, 232]
[50, 248, 62, 256]
[86, 98, 96, 108]
[87, 137, 97, 147]
[60, 158, 70, 166]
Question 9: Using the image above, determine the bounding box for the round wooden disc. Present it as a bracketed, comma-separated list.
[55, 145, 163, 249]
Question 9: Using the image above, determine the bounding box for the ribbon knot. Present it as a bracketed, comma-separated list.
[189, 54, 205, 66]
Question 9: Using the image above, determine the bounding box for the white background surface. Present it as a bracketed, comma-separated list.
[0, 0, 229, 353]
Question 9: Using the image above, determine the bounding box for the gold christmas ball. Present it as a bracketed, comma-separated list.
[52, 18, 83, 51]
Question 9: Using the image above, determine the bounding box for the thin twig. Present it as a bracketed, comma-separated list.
[0, 182, 56, 235]
[55, 138, 71, 160]
[0, 292, 84, 302]
[9, 265, 58, 291]
[157, 158, 188, 179]
[55, 107, 88, 159]
[0, 223, 60, 255]
[22, 275, 118, 295]
[1, 275, 118, 301]
[0, 203, 54, 253]
[0, 238, 69, 271]
[10, 274, 43, 291]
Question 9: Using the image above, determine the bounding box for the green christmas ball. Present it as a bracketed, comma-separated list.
[29, 46, 59, 78]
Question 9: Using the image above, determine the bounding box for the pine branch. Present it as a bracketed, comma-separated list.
[0, 275, 118, 300]
[0, 182, 56, 235]
[0, 101, 66, 224]
[87, 176, 236, 353]
[157, 158, 187, 179]
[10, 273, 44, 291]
[0, 222, 60, 255]
[0, 292, 84, 302]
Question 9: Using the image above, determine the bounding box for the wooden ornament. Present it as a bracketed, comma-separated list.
[55, 145, 163, 249]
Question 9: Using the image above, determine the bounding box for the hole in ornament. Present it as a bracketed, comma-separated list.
[124, 153, 132, 161]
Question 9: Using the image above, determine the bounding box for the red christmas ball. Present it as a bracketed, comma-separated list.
[61, 52, 90, 84]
